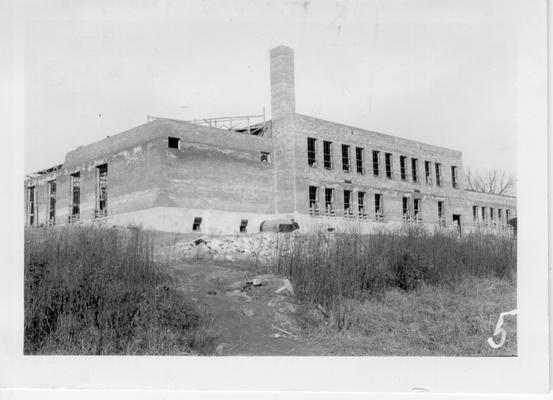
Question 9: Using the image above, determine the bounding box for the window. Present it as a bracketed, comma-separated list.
[438, 201, 445, 226]
[473, 205, 478, 223]
[374, 193, 384, 220]
[69, 172, 80, 222]
[425, 161, 432, 184]
[324, 188, 335, 216]
[192, 217, 202, 231]
[240, 219, 248, 233]
[498, 209, 503, 224]
[307, 137, 317, 166]
[400, 156, 407, 181]
[451, 166, 458, 188]
[372, 150, 380, 176]
[95, 164, 108, 218]
[355, 147, 364, 174]
[506, 209, 511, 222]
[309, 186, 319, 215]
[411, 158, 419, 183]
[358, 191, 367, 218]
[402, 196, 411, 221]
[413, 198, 422, 222]
[342, 144, 351, 172]
[323, 141, 333, 169]
[47, 180, 56, 226]
[343, 190, 352, 217]
[385, 153, 393, 179]
[260, 152, 271, 163]
[481, 207, 487, 226]
[168, 136, 180, 149]
[27, 186, 36, 227]
[490, 207, 495, 227]
[435, 163, 442, 186]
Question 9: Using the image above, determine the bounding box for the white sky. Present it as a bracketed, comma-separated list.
[23, 0, 545, 175]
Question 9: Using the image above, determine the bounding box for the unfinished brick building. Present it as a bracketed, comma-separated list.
[25, 45, 516, 235]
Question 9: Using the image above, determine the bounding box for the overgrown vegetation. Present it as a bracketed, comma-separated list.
[25, 226, 217, 355]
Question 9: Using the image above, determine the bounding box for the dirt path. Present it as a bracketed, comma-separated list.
[168, 261, 327, 356]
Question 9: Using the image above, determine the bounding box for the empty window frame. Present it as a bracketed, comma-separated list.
[323, 141, 333, 169]
[435, 163, 442, 186]
[411, 158, 419, 183]
[324, 188, 335, 216]
[69, 172, 80, 222]
[498, 208, 503, 224]
[490, 207, 495, 227]
[425, 161, 432, 184]
[355, 147, 364, 174]
[95, 164, 108, 218]
[358, 191, 367, 218]
[240, 219, 248, 233]
[27, 186, 36, 227]
[400, 156, 407, 181]
[343, 190, 352, 217]
[506, 209, 511, 222]
[451, 166, 458, 188]
[372, 150, 380, 176]
[413, 198, 422, 222]
[309, 186, 319, 215]
[192, 217, 202, 231]
[307, 137, 317, 166]
[481, 207, 487, 226]
[47, 180, 56, 225]
[385, 153, 393, 179]
[374, 193, 384, 220]
[260, 152, 271, 163]
[438, 201, 445, 226]
[168, 136, 180, 149]
[342, 144, 351, 172]
[402, 196, 411, 221]
[472, 205, 478, 223]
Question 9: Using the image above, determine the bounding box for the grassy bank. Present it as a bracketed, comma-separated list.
[25, 226, 217, 355]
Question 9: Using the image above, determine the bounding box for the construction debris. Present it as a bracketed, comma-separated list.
[275, 278, 295, 296]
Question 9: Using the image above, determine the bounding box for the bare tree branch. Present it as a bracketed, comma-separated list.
[464, 168, 516, 196]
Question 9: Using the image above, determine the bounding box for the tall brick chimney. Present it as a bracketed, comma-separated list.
[270, 45, 296, 120]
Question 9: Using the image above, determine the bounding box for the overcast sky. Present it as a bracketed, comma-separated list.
[24, 0, 545, 175]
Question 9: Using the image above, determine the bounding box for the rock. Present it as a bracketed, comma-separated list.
[207, 238, 223, 249]
[274, 278, 295, 296]
[241, 308, 255, 318]
[225, 255, 235, 262]
[250, 278, 262, 286]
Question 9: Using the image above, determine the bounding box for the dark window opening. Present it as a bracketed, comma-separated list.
[95, 164, 108, 218]
[425, 161, 432, 184]
[374, 193, 384, 220]
[27, 186, 35, 227]
[342, 144, 351, 172]
[400, 156, 407, 181]
[438, 201, 445, 226]
[343, 190, 352, 217]
[260, 152, 271, 163]
[168, 136, 180, 149]
[372, 151, 380, 176]
[307, 137, 317, 166]
[451, 166, 458, 188]
[413, 198, 421, 222]
[498, 208, 503, 223]
[323, 141, 333, 169]
[192, 217, 202, 231]
[47, 180, 56, 225]
[358, 191, 367, 218]
[473, 205, 478, 223]
[385, 153, 393, 178]
[481, 207, 487, 225]
[355, 147, 364, 174]
[240, 219, 248, 233]
[69, 172, 80, 223]
[402, 196, 411, 221]
[435, 163, 442, 186]
[452, 214, 462, 234]
[324, 188, 335, 216]
[309, 186, 319, 215]
[411, 158, 418, 182]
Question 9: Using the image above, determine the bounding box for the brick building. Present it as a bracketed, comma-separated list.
[24, 45, 516, 235]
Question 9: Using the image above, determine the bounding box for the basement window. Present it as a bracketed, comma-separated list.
[355, 147, 364, 174]
[411, 158, 419, 183]
[323, 141, 333, 169]
[240, 219, 248, 233]
[372, 150, 380, 176]
[168, 137, 180, 149]
[374, 193, 384, 221]
[260, 152, 271, 163]
[342, 144, 351, 172]
[400, 156, 407, 181]
[307, 137, 317, 166]
[27, 186, 36, 227]
[425, 161, 432, 184]
[192, 217, 202, 232]
[385, 153, 393, 179]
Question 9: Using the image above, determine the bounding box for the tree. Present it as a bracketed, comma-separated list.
[464, 168, 516, 196]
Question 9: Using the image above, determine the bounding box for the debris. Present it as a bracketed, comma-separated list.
[247, 278, 263, 286]
[191, 297, 198, 302]
[271, 324, 297, 339]
[215, 343, 227, 355]
[191, 235, 210, 246]
[275, 278, 295, 296]
[241, 308, 255, 318]
[278, 303, 297, 314]
[225, 255, 235, 262]
[207, 290, 217, 295]
[226, 290, 252, 302]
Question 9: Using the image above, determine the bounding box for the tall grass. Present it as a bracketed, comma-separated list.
[25, 226, 216, 355]
[270, 226, 516, 308]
